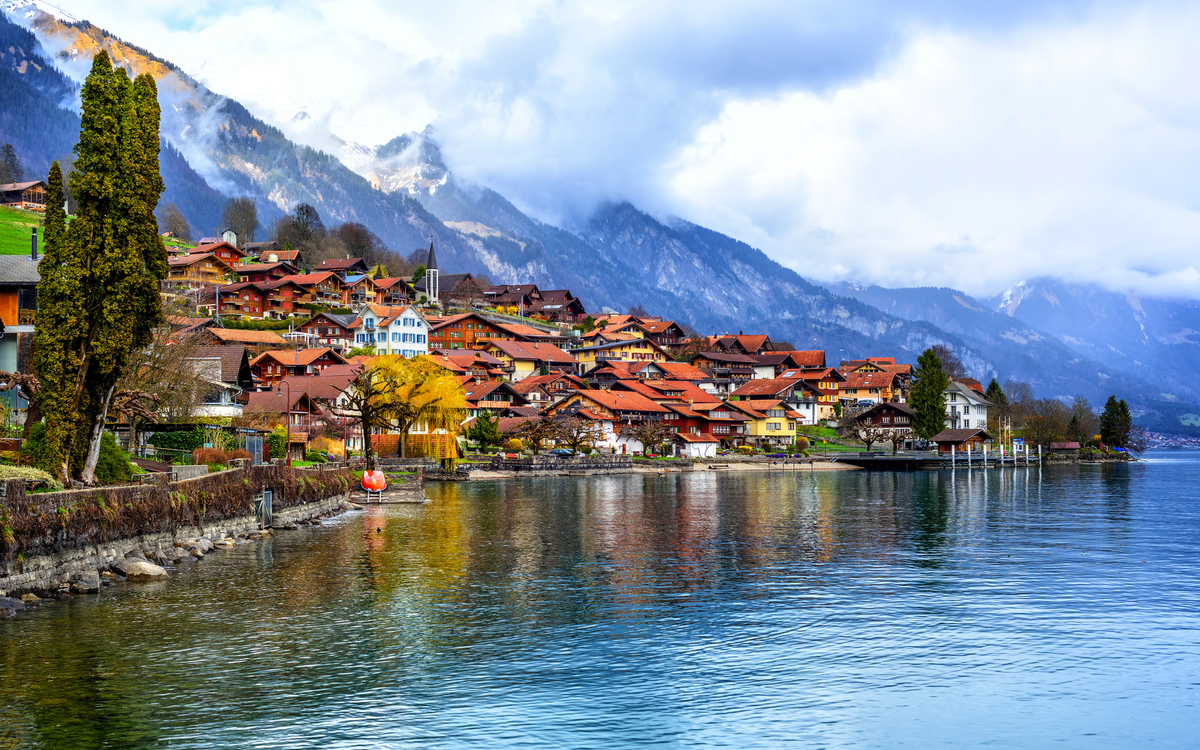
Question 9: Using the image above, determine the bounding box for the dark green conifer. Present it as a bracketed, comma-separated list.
[910, 348, 950, 440]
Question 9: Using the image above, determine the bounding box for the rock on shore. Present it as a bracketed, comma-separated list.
[0, 596, 27, 617]
[122, 560, 169, 580]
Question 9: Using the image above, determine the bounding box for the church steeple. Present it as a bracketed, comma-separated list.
[425, 236, 439, 303]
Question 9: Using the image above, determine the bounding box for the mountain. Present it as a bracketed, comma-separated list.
[988, 278, 1200, 400]
[4, 3, 1195, 432]
[828, 281, 1200, 434]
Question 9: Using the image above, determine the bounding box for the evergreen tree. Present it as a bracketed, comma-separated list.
[33, 52, 166, 484]
[1098, 395, 1134, 447]
[985, 378, 1007, 406]
[0, 143, 23, 183]
[910, 347, 950, 440]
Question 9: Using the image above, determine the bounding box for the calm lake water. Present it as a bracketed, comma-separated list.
[2, 453, 1198, 749]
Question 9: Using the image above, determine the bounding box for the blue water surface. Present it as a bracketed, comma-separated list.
[1, 453, 1197, 748]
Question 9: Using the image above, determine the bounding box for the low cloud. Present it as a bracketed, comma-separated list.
[44, 0, 1200, 298]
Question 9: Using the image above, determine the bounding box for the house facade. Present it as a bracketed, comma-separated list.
[351, 304, 430, 358]
[944, 381, 992, 430]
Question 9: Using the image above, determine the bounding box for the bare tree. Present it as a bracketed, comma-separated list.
[627, 304, 649, 317]
[157, 203, 191, 241]
[222, 196, 259, 244]
[852, 421, 889, 452]
[1001, 378, 1036, 428]
[513, 415, 561, 455]
[117, 329, 213, 445]
[931, 344, 967, 380]
[555, 416, 607, 453]
[1023, 398, 1072, 447]
[1068, 395, 1099, 443]
[618, 420, 672, 456]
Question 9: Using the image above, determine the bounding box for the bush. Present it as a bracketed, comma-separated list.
[0, 464, 62, 490]
[737, 445, 754, 453]
[504, 438, 523, 452]
[228, 448, 252, 461]
[579, 445, 593, 455]
[207, 463, 227, 472]
[94, 432, 133, 486]
[305, 451, 329, 463]
[796, 437, 810, 451]
[266, 427, 287, 461]
[149, 427, 208, 455]
[193, 447, 228, 465]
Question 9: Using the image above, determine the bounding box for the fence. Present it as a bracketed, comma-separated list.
[0, 464, 354, 569]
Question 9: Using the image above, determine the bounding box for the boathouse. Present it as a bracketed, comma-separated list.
[930, 427, 993, 454]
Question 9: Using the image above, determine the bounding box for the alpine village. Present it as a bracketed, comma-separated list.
[0, 54, 1139, 501]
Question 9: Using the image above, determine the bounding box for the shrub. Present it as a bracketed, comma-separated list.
[266, 426, 287, 461]
[0, 464, 63, 490]
[193, 447, 229, 465]
[504, 438, 523, 452]
[148, 427, 207, 455]
[796, 437, 810, 451]
[737, 445, 754, 453]
[579, 445, 593, 455]
[207, 463, 227, 472]
[305, 451, 329, 463]
[94, 432, 133, 486]
[228, 448, 252, 461]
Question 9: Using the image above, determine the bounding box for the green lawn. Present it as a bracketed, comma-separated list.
[0, 206, 41, 255]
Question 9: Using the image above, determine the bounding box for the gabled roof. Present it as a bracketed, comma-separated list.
[238, 261, 301, 275]
[573, 338, 669, 354]
[373, 277, 414, 291]
[946, 380, 993, 404]
[953, 377, 986, 394]
[931, 428, 994, 443]
[463, 380, 527, 404]
[857, 401, 916, 418]
[189, 241, 247, 258]
[674, 432, 720, 444]
[283, 271, 340, 286]
[487, 339, 577, 364]
[0, 180, 46, 192]
[782, 367, 847, 383]
[206, 328, 288, 345]
[316, 258, 369, 272]
[169, 253, 230, 269]
[693, 352, 759, 364]
[299, 311, 357, 329]
[843, 371, 896, 389]
[510, 372, 584, 389]
[0, 256, 40, 285]
[653, 361, 710, 381]
[428, 312, 492, 331]
[568, 389, 669, 414]
[730, 378, 802, 398]
[250, 347, 347, 368]
[188, 345, 252, 388]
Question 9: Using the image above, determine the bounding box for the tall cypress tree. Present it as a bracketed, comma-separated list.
[985, 378, 1007, 407]
[33, 52, 166, 484]
[910, 348, 950, 440]
[1099, 395, 1120, 446]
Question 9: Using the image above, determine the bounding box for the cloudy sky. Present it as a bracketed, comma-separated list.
[42, 0, 1200, 298]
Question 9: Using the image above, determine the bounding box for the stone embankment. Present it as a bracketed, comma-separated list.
[0, 464, 358, 609]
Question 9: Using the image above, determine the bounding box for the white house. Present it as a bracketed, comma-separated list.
[944, 380, 991, 430]
[351, 303, 430, 358]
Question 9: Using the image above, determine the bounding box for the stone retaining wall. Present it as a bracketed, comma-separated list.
[0, 493, 347, 598]
[489, 455, 635, 476]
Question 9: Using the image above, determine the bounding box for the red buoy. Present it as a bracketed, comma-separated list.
[361, 470, 387, 492]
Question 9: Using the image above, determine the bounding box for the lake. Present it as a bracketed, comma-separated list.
[2, 454, 1198, 748]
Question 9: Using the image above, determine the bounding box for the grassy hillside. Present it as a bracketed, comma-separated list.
[0, 206, 39, 255]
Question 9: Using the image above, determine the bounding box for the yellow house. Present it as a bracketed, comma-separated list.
[484, 339, 578, 381]
[573, 338, 670, 373]
[727, 399, 800, 448]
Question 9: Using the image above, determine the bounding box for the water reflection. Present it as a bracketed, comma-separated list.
[2, 456, 1197, 749]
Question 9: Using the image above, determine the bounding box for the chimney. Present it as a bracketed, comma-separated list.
[31, 227, 37, 260]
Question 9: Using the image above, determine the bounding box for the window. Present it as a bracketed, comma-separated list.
[963, 405, 970, 415]
[767, 422, 780, 431]
[963, 419, 970, 428]
[950, 393, 957, 402]
[882, 416, 891, 425]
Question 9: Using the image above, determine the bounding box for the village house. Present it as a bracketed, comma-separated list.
[373, 277, 414, 305]
[729, 377, 821, 425]
[427, 312, 519, 350]
[174, 325, 289, 355]
[0, 255, 39, 376]
[0, 180, 47, 211]
[726, 399, 803, 449]
[526, 290, 586, 323]
[218, 282, 267, 317]
[258, 279, 311, 318]
[572, 338, 671, 373]
[282, 272, 344, 307]
[189, 241, 248, 268]
[944, 380, 992, 430]
[690, 352, 762, 395]
[483, 284, 542, 311]
[294, 312, 357, 351]
[315, 258, 370, 279]
[930, 428, 993, 454]
[242, 389, 323, 461]
[840, 370, 898, 405]
[168, 253, 235, 289]
[342, 274, 377, 306]
[484, 339, 578, 381]
[462, 380, 530, 419]
[688, 401, 752, 448]
[636, 320, 687, 349]
[544, 389, 670, 454]
[237, 261, 301, 284]
[780, 367, 845, 421]
[249, 347, 349, 389]
[350, 303, 431, 358]
[185, 345, 253, 418]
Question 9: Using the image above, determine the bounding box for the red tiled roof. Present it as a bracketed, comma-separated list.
[250, 347, 346, 368]
[487, 339, 577, 364]
[572, 390, 668, 414]
[843, 371, 896, 389]
[730, 378, 799, 398]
